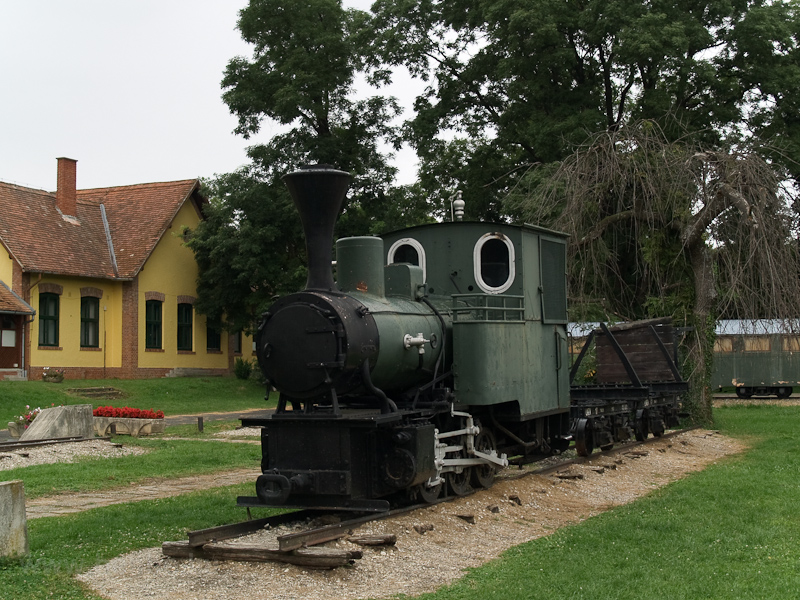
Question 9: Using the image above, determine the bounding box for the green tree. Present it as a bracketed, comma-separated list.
[189, 0, 431, 332]
[370, 0, 800, 217]
[188, 169, 306, 334]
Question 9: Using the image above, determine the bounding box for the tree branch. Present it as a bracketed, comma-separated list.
[575, 209, 635, 247]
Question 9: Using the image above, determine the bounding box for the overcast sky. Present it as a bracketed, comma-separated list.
[0, 0, 415, 192]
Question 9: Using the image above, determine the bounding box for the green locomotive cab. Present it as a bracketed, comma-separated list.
[381, 222, 571, 431]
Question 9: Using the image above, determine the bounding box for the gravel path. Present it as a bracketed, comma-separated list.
[25, 468, 259, 519]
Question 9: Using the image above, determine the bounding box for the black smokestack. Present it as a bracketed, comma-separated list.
[283, 164, 351, 292]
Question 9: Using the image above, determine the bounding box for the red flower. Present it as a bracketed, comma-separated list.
[92, 406, 164, 419]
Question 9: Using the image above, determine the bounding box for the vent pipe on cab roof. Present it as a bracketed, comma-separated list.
[282, 164, 351, 292]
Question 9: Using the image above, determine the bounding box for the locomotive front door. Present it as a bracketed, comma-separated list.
[0, 315, 22, 368]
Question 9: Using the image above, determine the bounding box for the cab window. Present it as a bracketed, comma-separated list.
[387, 238, 426, 281]
[474, 233, 515, 293]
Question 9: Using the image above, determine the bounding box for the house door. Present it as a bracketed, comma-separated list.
[0, 315, 22, 368]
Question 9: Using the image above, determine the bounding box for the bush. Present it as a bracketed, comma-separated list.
[234, 357, 254, 380]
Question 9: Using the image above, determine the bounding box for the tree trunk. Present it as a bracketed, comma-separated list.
[685, 240, 715, 423]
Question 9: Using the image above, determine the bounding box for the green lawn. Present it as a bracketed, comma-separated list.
[3, 437, 261, 499]
[0, 376, 273, 425]
[2, 403, 799, 600]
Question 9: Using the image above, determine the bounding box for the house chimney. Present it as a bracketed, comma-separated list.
[56, 157, 78, 216]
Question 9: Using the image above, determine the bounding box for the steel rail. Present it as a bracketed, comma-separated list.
[0, 436, 111, 452]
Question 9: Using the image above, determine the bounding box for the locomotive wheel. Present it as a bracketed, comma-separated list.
[416, 481, 443, 504]
[600, 443, 614, 452]
[447, 447, 471, 496]
[735, 387, 754, 399]
[471, 428, 499, 489]
[651, 418, 665, 437]
[448, 469, 471, 496]
[776, 386, 793, 399]
[574, 418, 594, 457]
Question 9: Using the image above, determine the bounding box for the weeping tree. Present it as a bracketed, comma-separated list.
[509, 121, 800, 422]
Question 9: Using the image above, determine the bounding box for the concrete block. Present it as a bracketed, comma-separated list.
[19, 404, 93, 441]
[93, 416, 166, 437]
[0, 480, 29, 558]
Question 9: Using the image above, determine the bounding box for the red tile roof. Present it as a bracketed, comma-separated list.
[0, 279, 35, 315]
[0, 179, 201, 280]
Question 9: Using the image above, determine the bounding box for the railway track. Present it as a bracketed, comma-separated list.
[162, 426, 698, 568]
[0, 435, 111, 452]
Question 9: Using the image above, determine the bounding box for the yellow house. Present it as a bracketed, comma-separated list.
[0, 157, 256, 381]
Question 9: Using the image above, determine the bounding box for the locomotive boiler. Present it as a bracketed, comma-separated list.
[240, 164, 574, 511]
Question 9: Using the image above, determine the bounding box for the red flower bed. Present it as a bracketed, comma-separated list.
[93, 406, 165, 419]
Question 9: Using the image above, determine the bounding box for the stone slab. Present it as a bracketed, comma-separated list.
[19, 404, 94, 441]
[0, 480, 29, 558]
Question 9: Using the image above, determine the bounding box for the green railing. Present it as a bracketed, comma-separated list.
[451, 294, 525, 323]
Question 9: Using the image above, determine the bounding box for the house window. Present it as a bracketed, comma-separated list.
[233, 331, 242, 355]
[1, 316, 16, 348]
[177, 303, 193, 351]
[145, 300, 162, 349]
[39, 293, 60, 346]
[207, 325, 221, 351]
[80, 297, 100, 348]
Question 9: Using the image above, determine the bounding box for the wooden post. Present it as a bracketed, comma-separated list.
[198, 416, 204, 432]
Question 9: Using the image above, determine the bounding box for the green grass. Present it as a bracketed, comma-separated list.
[416, 405, 800, 600]
[3, 437, 261, 499]
[3, 404, 800, 600]
[0, 376, 273, 425]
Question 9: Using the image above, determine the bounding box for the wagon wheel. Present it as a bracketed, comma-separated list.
[735, 387, 753, 399]
[634, 409, 649, 441]
[471, 426, 499, 489]
[574, 418, 594, 457]
[416, 480, 443, 504]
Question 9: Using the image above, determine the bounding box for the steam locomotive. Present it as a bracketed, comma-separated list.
[240, 165, 684, 512]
